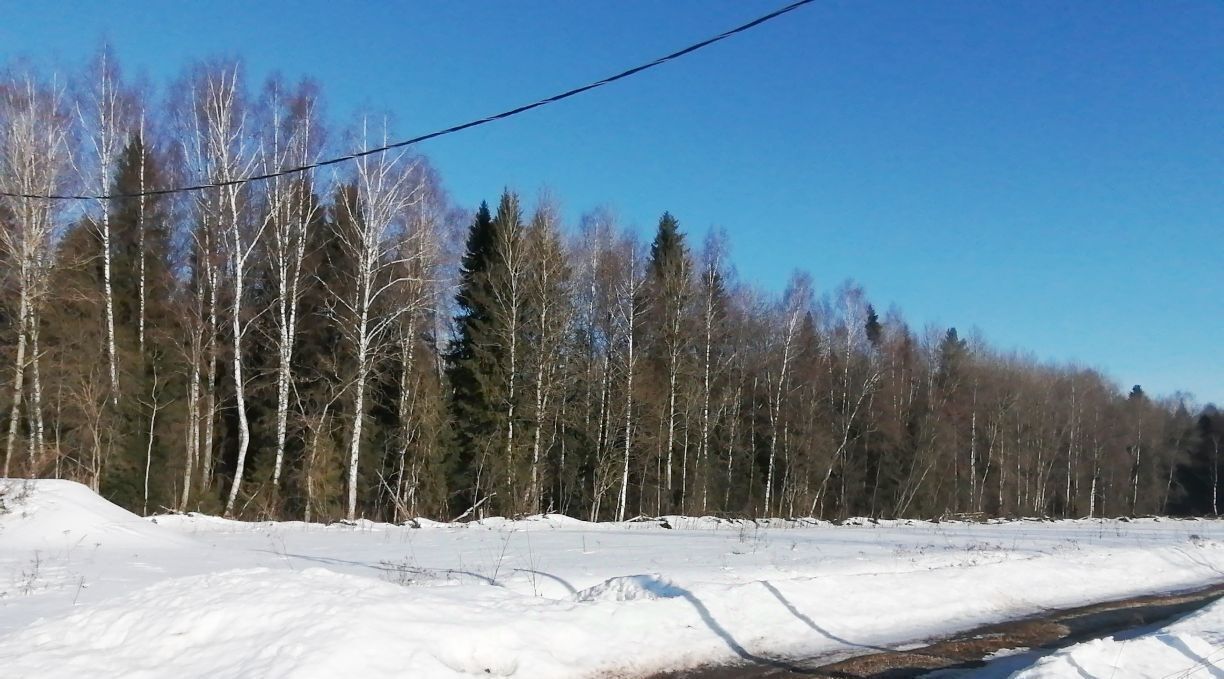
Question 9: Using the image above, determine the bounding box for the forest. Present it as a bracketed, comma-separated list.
[2, 51, 1220, 523]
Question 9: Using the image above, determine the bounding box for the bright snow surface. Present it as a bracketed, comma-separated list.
[1009, 595, 1224, 678]
[2, 479, 1223, 678]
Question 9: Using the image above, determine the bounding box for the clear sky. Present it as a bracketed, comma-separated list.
[2, 1, 1221, 405]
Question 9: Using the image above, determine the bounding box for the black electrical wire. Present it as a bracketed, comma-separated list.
[1, 0, 816, 201]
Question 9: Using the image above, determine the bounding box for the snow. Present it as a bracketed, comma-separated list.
[573, 574, 685, 602]
[1010, 598, 1224, 678]
[3, 478, 1224, 678]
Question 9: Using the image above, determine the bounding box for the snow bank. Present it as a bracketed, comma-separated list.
[0, 479, 184, 548]
[0, 567, 539, 678]
[4, 480, 1224, 678]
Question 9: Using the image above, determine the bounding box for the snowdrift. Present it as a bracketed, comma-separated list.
[0, 479, 186, 548]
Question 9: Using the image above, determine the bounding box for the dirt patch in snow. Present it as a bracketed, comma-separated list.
[650, 581, 1224, 678]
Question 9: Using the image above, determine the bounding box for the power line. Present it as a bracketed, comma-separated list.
[2, 0, 816, 202]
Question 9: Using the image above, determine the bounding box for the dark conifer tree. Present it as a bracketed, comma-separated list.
[644, 211, 691, 511]
[116, 138, 178, 511]
[286, 184, 359, 519]
[648, 213, 685, 280]
[446, 201, 499, 512]
[936, 327, 968, 390]
[864, 305, 882, 348]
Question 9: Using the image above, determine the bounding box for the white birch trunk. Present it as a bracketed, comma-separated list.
[394, 316, 418, 521]
[616, 322, 635, 522]
[264, 84, 319, 495]
[142, 366, 160, 515]
[3, 292, 29, 478]
[100, 205, 119, 403]
[1211, 436, 1219, 517]
[347, 326, 370, 520]
[202, 253, 218, 489]
[224, 182, 251, 516]
[765, 302, 801, 514]
[615, 246, 642, 522]
[666, 352, 677, 499]
[137, 115, 147, 356]
[698, 273, 715, 512]
[28, 312, 45, 474]
[181, 337, 200, 510]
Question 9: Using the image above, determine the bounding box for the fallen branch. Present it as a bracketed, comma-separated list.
[376, 471, 412, 523]
[453, 493, 496, 523]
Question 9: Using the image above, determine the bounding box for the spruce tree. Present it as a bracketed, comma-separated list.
[936, 327, 968, 390]
[649, 212, 685, 277]
[108, 138, 171, 340]
[285, 185, 359, 520]
[446, 200, 500, 513]
[644, 211, 692, 511]
[865, 304, 882, 348]
[107, 138, 177, 511]
[53, 138, 181, 512]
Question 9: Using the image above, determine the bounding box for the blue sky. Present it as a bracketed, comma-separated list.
[2, 1, 1221, 405]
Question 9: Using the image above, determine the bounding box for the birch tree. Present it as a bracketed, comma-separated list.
[522, 196, 572, 513]
[179, 62, 260, 515]
[811, 283, 884, 515]
[0, 72, 70, 478]
[694, 230, 732, 513]
[75, 47, 131, 405]
[485, 192, 530, 514]
[258, 77, 324, 499]
[763, 272, 810, 514]
[571, 209, 622, 519]
[334, 118, 424, 521]
[614, 234, 648, 521]
[387, 165, 446, 520]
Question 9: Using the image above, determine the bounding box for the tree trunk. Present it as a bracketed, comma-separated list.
[28, 311, 45, 474]
[347, 285, 372, 521]
[137, 119, 147, 357]
[4, 290, 30, 478]
[224, 185, 252, 517]
[142, 367, 160, 516]
[100, 206, 119, 404]
[616, 287, 636, 522]
[181, 339, 200, 510]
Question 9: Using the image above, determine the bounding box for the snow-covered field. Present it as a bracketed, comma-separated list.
[2, 479, 1223, 678]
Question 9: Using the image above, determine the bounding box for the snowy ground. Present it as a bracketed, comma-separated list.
[1010, 595, 1224, 678]
[2, 479, 1223, 678]
[955, 595, 1224, 678]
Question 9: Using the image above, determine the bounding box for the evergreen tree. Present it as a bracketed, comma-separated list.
[446, 201, 498, 513]
[103, 137, 181, 514]
[286, 185, 358, 520]
[936, 327, 968, 390]
[446, 194, 529, 515]
[446, 202, 496, 404]
[41, 219, 112, 488]
[864, 304, 882, 348]
[644, 211, 693, 511]
[649, 213, 685, 279]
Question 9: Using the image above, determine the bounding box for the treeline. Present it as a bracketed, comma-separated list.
[1, 52, 1219, 522]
